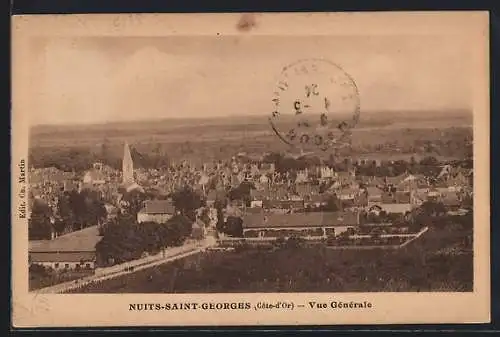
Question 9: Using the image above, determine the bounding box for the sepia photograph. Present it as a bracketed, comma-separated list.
[11, 12, 490, 327]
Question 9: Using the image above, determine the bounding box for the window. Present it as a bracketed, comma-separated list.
[64, 264, 69, 269]
[85, 263, 91, 269]
[54, 263, 59, 268]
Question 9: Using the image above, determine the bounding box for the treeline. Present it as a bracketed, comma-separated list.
[28, 190, 107, 240]
[29, 144, 170, 173]
[96, 214, 193, 266]
[262, 152, 472, 177]
[57, 189, 107, 232]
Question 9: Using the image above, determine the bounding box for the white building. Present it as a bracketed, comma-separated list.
[29, 226, 101, 271]
[137, 200, 176, 224]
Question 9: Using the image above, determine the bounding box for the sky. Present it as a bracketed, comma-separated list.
[28, 35, 472, 125]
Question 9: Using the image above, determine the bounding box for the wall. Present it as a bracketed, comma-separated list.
[35, 261, 95, 271]
[137, 212, 173, 224]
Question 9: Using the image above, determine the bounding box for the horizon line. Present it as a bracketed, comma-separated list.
[30, 108, 472, 129]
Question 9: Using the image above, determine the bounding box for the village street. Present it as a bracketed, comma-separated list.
[34, 239, 211, 294]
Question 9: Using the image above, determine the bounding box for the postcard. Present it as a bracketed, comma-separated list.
[11, 12, 490, 327]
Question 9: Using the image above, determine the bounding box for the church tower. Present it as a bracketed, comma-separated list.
[122, 142, 134, 185]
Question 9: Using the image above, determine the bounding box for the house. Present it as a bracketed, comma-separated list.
[82, 169, 107, 186]
[123, 181, 145, 193]
[250, 189, 266, 204]
[366, 186, 383, 205]
[427, 188, 441, 201]
[245, 207, 266, 214]
[137, 200, 176, 224]
[268, 186, 290, 200]
[441, 192, 462, 210]
[385, 173, 408, 186]
[338, 187, 359, 201]
[305, 193, 329, 208]
[28, 226, 102, 271]
[382, 190, 411, 204]
[369, 203, 413, 215]
[259, 174, 270, 185]
[320, 166, 335, 179]
[335, 171, 356, 186]
[242, 211, 360, 238]
[295, 169, 309, 184]
[295, 183, 320, 198]
[263, 198, 305, 212]
[354, 192, 368, 208]
[260, 163, 275, 173]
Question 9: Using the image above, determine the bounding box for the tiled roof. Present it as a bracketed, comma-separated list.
[243, 211, 359, 229]
[245, 207, 265, 214]
[339, 187, 359, 195]
[139, 200, 176, 214]
[373, 203, 412, 214]
[441, 192, 461, 206]
[123, 182, 144, 193]
[30, 251, 95, 263]
[382, 191, 411, 204]
[263, 199, 304, 209]
[386, 174, 407, 186]
[310, 194, 328, 203]
[29, 226, 102, 253]
[250, 189, 266, 200]
[366, 187, 383, 196]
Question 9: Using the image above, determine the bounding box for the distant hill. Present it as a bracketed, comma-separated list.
[31, 109, 472, 135]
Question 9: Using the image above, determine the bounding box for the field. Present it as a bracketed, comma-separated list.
[69, 225, 473, 293]
[29, 109, 473, 165]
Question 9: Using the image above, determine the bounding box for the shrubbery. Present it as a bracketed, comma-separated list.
[96, 214, 193, 266]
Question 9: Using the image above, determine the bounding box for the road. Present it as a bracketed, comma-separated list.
[34, 240, 211, 294]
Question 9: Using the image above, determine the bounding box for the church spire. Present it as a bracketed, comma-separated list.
[123, 142, 134, 185]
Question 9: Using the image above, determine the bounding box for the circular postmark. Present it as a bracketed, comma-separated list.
[269, 59, 360, 152]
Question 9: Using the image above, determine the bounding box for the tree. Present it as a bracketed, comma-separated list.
[171, 186, 205, 221]
[262, 152, 284, 164]
[324, 194, 341, 212]
[29, 200, 53, 240]
[53, 219, 67, 237]
[420, 201, 447, 217]
[223, 216, 244, 237]
[216, 207, 225, 233]
[200, 207, 211, 226]
[56, 192, 74, 232]
[420, 156, 439, 167]
[228, 182, 254, 206]
[121, 189, 147, 217]
[166, 215, 194, 245]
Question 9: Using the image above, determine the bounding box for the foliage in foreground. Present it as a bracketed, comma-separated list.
[95, 214, 193, 266]
[71, 225, 472, 294]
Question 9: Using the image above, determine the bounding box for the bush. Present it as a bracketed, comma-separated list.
[29, 263, 51, 276]
[285, 236, 306, 249]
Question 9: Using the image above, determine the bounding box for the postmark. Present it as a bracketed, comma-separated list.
[269, 59, 360, 152]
